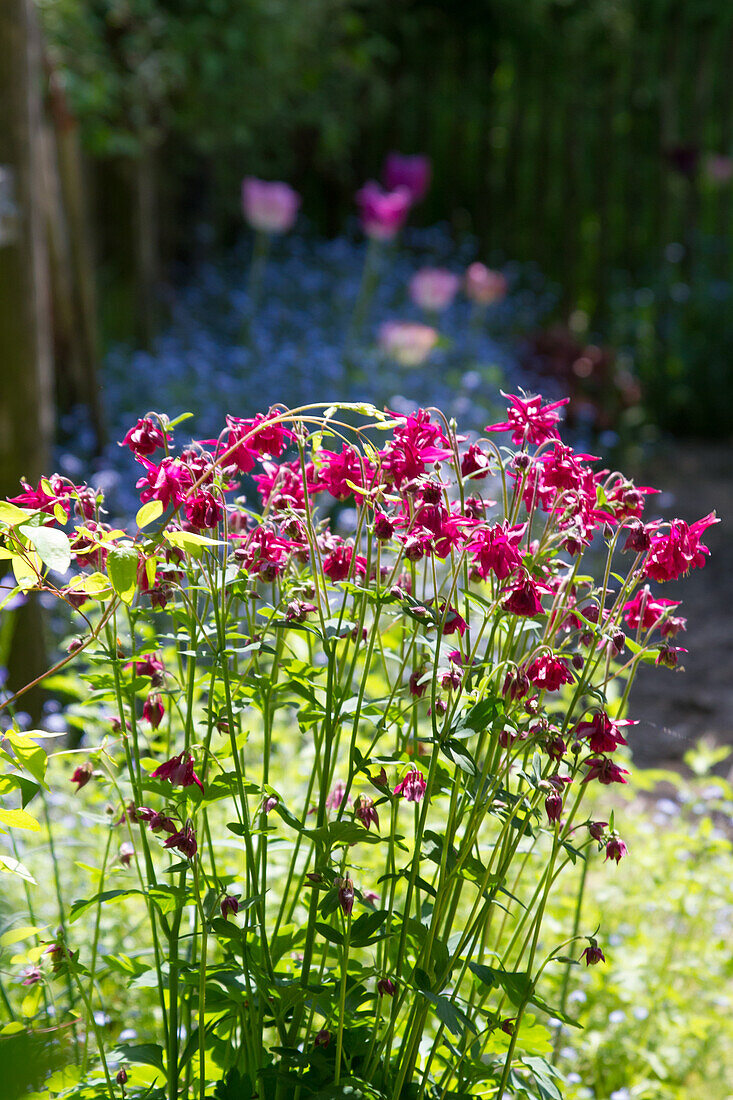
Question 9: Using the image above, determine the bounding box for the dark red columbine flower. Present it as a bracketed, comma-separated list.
[314, 1028, 332, 1048]
[574, 711, 634, 754]
[71, 762, 94, 791]
[580, 941, 605, 966]
[374, 511, 395, 540]
[377, 977, 396, 996]
[337, 876, 354, 916]
[285, 599, 317, 623]
[545, 789, 563, 824]
[322, 544, 367, 582]
[623, 586, 681, 632]
[526, 653, 573, 692]
[656, 644, 687, 669]
[116, 1068, 129, 1088]
[120, 417, 167, 456]
[164, 820, 197, 859]
[143, 694, 165, 730]
[394, 767, 427, 802]
[221, 895, 240, 920]
[644, 512, 718, 582]
[467, 522, 525, 581]
[409, 668, 428, 698]
[605, 835, 628, 864]
[588, 820, 608, 841]
[151, 750, 204, 792]
[503, 665, 530, 701]
[582, 756, 630, 785]
[184, 490, 223, 530]
[136, 807, 178, 834]
[136, 457, 194, 510]
[502, 574, 546, 618]
[355, 795, 379, 831]
[486, 392, 570, 447]
[439, 603, 467, 637]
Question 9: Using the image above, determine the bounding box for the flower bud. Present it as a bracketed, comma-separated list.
[221, 895, 240, 920]
[377, 977, 396, 996]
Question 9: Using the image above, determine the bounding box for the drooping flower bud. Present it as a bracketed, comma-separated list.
[221, 895, 240, 920]
[377, 977, 396, 996]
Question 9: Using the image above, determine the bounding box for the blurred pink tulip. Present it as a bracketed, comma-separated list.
[378, 321, 439, 366]
[409, 267, 460, 312]
[241, 178, 300, 234]
[383, 153, 432, 203]
[464, 263, 507, 307]
[356, 182, 412, 240]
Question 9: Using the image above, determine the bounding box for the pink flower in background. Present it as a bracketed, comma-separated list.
[704, 153, 733, 184]
[356, 182, 412, 240]
[378, 321, 439, 366]
[409, 267, 460, 312]
[464, 263, 507, 306]
[382, 152, 432, 203]
[241, 178, 300, 234]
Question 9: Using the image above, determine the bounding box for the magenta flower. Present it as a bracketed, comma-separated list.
[337, 876, 354, 916]
[502, 575, 546, 618]
[241, 178, 300, 234]
[120, 417, 167, 456]
[526, 653, 573, 693]
[377, 977, 396, 996]
[21, 966, 42, 986]
[136, 807, 178, 834]
[71, 763, 93, 791]
[323, 544, 367, 581]
[460, 443, 492, 481]
[356, 181, 412, 240]
[151, 750, 204, 792]
[326, 780, 349, 811]
[382, 152, 431, 203]
[409, 267, 460, 312]
[319, 445, 374, 501]
[623, 586, 681, 631]
[221, 895, 240, 920]
[464, 263, 507, 306]
[582, 756, 630, 785]
[574, 711, 634, 754]
[394, 767, 427, 803]
[545, 789, 563, 823]
[136, 457, 194, 510]
[143, 694, 165, 730]
[486, 392, 570, 447]
[580, 942, 605, 966]
[467, 522, 525, 581]
[184, 490, 223, 531]
[605, 835, 628, 864]
[355, 795, 379, 831]
[164, 820, 197, 859]
[644, 512, 718, 582]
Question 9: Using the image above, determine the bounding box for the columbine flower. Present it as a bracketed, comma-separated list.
[221, 895, 240, 920]
[545, 789, 563, 823]
[71, 762, 93, 791]
[119, 842, 134, 867]
[378, 321, 439, 366]
[136, 457, 194, 510]
[605, 835, 628, 864]
[487, 392, 570, 447]
[314, 1029, 331, 1048]
[644, 512, 719, 582]
[623, 586, 681, 631]
[502, 575, 546, 618]
[164, 820, 197, 859]
[241, 178, 300, 234]
[21, 966, 42, 986]
[377, 977, 396, 996]
[136, 807, 177, 834]
[464, 263, 507, 306]
[337, 876, 354, 916]
[574, 711, 634, 754]
[356, 182, 412, 240]
[409, 267, 460, 312]
[120, 417, 167, 456]
[355, 795, 379, 831]
[326, 780, 349, 811]
[467, 522, 525, 581]
[382, 152, 431, 202]
[582, 756, 630, 785]
[151, 750, 204, 792]
[143, 694, 165, 730]
[394, 767, 427, 803]
[580, 941, 605, 966]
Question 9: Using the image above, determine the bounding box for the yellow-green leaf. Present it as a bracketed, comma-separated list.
[0, 807, 40, 832]
[136, 499, 164, 529]
[107, 544, 139, 605]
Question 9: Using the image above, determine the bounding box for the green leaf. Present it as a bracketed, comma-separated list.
[18, 524, 71, 574]
[0, 807, 40, 832]
[315, 921, 343, 946]
[107, 544, 139, 604]
[0, 501, 34, 525]
[0, 924, 42, 947]
[69, 889, 142, 923]
[420, 991, 476, 1037]
[3, 730, 48, 786]
[136, 499, 164, 529]
[115, 1042, 165, 1072]
[349, 909, 388, 947]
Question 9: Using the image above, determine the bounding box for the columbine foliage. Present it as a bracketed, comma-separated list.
[0, 395, 716, 1099]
